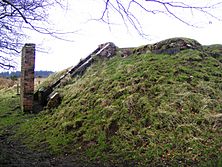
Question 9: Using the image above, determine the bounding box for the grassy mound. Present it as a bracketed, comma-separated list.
[17, 44, 222, 166]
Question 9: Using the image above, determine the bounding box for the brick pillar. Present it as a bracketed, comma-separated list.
[20, 44, 35, 113]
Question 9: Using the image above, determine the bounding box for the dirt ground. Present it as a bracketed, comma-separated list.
[0, 124, 102, 167]
[0, 121, 127, 167]
[0, 124, 64, 167]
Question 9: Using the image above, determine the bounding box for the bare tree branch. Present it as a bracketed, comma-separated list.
[0, 0, 70, 70]
[2, 0, 29, 23]
[100, 0, 222, 36]
[0, 55, 15, 69]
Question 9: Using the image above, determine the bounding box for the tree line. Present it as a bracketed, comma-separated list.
[0, 71, 54, 78]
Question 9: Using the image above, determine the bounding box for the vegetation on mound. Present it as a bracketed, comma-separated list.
[35, 68, 69, 90]
[15, 45, 222, 166]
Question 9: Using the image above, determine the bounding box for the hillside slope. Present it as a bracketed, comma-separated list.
[18, 38, 222, 166]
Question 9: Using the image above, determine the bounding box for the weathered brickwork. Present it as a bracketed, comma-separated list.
[20, 44, 35, 113]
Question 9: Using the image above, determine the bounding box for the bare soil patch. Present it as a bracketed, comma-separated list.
[0, 124, 101, 167]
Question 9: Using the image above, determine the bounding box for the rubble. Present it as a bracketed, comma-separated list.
[46, 92, 61, 109]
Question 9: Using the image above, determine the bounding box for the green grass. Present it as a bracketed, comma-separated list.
[3, 43, 222, 166]
[0, 88, 25, 135]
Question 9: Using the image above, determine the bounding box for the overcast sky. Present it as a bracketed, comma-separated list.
[22, 0, 222, 72]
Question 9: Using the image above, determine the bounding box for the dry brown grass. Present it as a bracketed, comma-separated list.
[0, 78, 16, 90]
[34, 77, 46, 89]
[0, 77, 47, 91]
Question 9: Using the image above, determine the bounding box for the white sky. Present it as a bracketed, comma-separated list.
[21, 0, 222, 72]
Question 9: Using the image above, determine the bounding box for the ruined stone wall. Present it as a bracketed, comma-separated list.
[20, 44, 35, 113]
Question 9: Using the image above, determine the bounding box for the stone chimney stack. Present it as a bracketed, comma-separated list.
[20, 43, 35, 113]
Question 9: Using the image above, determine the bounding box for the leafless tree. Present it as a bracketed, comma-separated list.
[0, 0, 66, 70]
[1, 0, 222, 70]
[100, 0, 222, 35]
